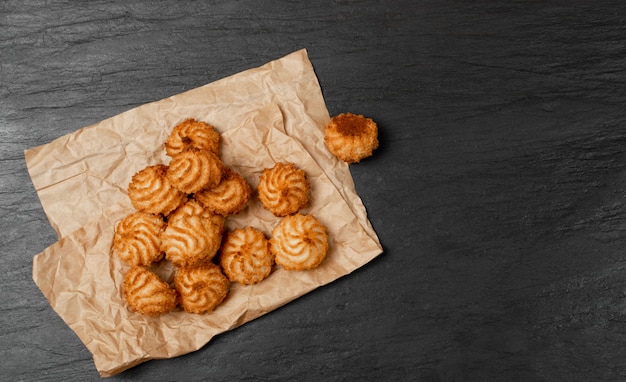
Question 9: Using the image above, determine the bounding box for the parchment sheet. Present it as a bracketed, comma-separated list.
[26, 49, 383, 377]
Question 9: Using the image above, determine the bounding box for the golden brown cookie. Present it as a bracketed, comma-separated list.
[113, 212, 165, 267]
[270, 213, 329, 271]
[257, 162, 309, 217]
[324, 113, 379, 163]
[195, 168, 252, 216]
[127, 164, 186, 216]
[166, 149, 225, 194]
[165, 118, 220, 157]
[174, 264, 229, 314]
[123, 266, 177, 316]
[219, 227, 274, 285]
[168, 197, 226, 234]
[160, 200, 223, 268]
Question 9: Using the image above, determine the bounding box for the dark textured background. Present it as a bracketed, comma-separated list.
[3, 1, 626, 381]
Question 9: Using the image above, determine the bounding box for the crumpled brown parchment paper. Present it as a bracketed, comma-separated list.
[25, 49, 383, 377]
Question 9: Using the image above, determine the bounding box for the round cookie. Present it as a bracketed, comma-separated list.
[165, 118, 220, 157]
[174, 264, 229, 314]
[324, 113, 379, 163]
[127, 164, 186, 216]
[195, 168, 252, 216]
[113, 212, 165, 267]
[123, 266, 177, 316]
[270, 213, 329, 271]
[220, 227, 274, 285]
[166, 149, 224, 194]
[160, 200, 223, 268]
[257, 162, 309, 217]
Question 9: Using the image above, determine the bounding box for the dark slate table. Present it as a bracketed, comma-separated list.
[3, 1, 626, 381]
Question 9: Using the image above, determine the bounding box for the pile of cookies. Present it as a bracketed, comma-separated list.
[112, 118, 330, 316]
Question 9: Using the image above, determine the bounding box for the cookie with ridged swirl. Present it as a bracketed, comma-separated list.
[270, 213, 329, 271]
[128, 164, 186, 216]
[324, 113, 379, 163]
[257, 162, 309, 217]
[166, 149, 224, 194]
[160, 200, 223, 268]
[174, 264, 229, 314]
[195, 168, 252, 216]
[123, 266, 177, 316]
[219, 227, 274, 285]
[165, 118, 220, 157]
[113, 212, 165, 267]
[167, 197, 225, 234]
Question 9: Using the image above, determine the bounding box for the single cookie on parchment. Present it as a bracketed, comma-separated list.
[123, 266, 178, 316]
[113, 212, 165, 267]
[127, 164, 186, 216]
[160, 200, 223, 268]
[166, 149, 225, 194]
[270, 213, 328, 271]
[220, 227, 274, 285]
[165, 118, 220, 157]
[174, 263, 230, 314]
[195, 168, 252, 216]
[257, 162, 309, 217]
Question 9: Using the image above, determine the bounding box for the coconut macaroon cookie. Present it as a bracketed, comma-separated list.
[174, 264, 230, 314]
[123, 266, 178, 316]
[270, 213, 329, 271]
[113, 212, 165, 267]
[166, 149, 225, 194]
[160, 200, 223, 268]
[324, 113, 379, 163]
[127, 164, 187, 216]
[257, 162, 310, 217]
[220, 227, 274, 285]
[165, 118, 220, 157]
[195, 168, 252, 216]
